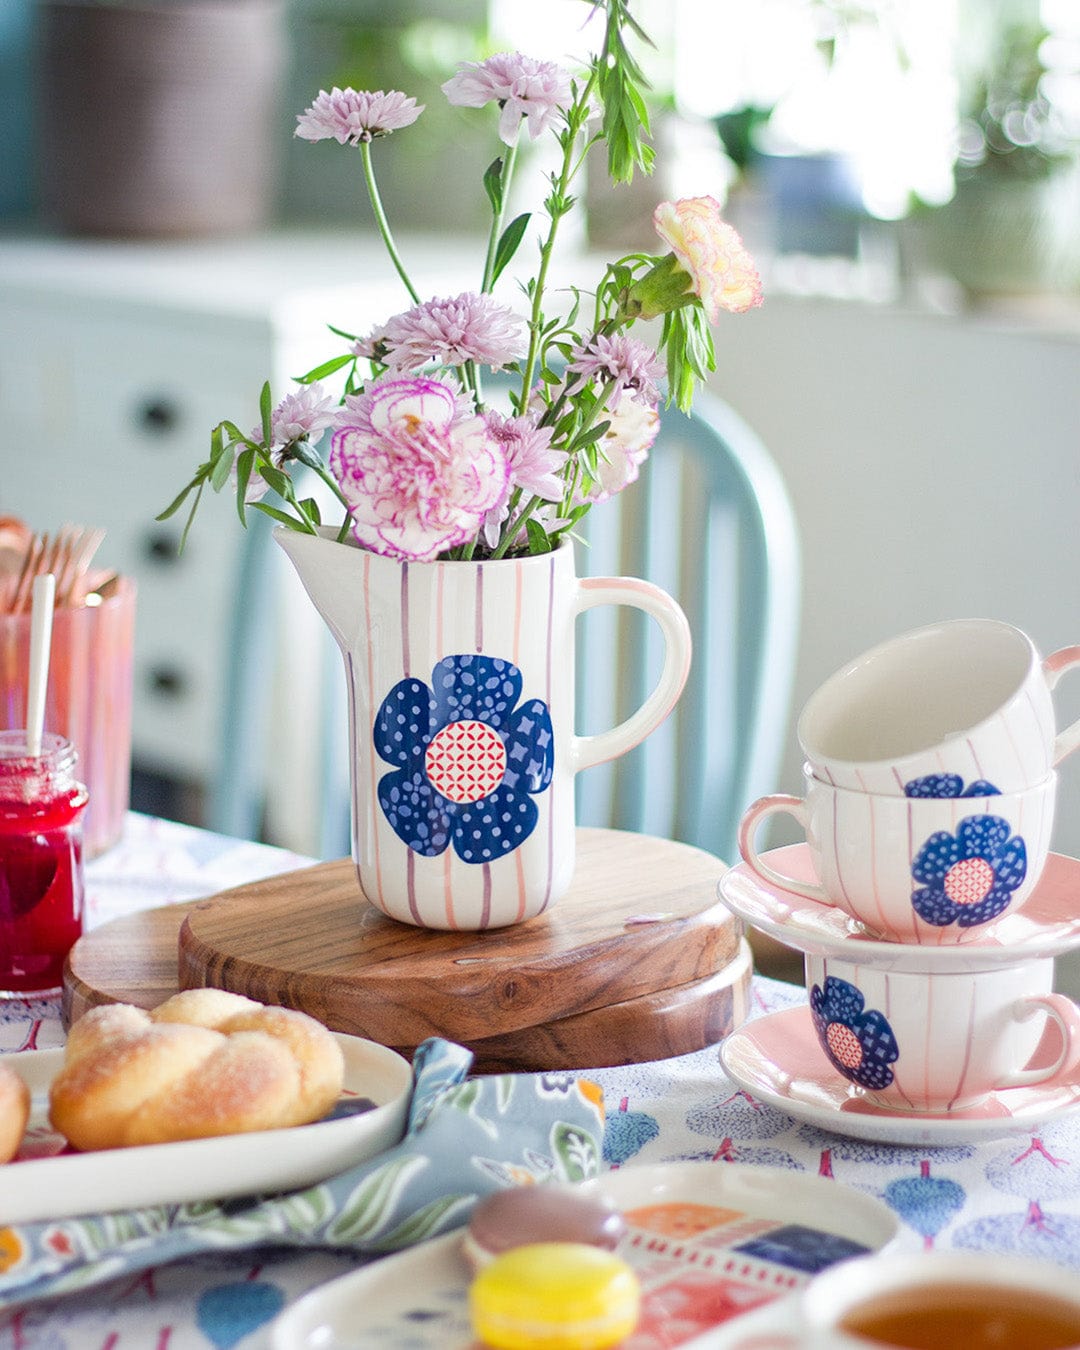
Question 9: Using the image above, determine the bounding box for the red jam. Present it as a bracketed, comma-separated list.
[0, 731, 88, 995]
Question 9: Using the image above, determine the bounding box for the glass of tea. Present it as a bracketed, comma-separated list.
[801, 1251, 1080, 1349]
[0, 730, 88, 996]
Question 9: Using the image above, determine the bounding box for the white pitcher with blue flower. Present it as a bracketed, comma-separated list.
[277, 527, 691, 929]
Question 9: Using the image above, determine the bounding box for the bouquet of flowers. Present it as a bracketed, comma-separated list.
[160, 0, 762, 565]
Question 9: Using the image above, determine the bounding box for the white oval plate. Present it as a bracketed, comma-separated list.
[270, 1160, 901, 1349]
[0, 1033, 412, 1223]
[718, 847, 1080, 971]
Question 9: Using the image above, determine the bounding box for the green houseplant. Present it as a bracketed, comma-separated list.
[922, 19, 1080, 297]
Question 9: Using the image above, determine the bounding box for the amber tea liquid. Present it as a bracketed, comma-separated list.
[840, 1282, 1080, 1350]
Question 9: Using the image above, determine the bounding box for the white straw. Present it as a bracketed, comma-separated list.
[26, 573, 56, 758]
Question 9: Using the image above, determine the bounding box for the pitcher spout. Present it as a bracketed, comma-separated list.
[273, 526, 370, 652]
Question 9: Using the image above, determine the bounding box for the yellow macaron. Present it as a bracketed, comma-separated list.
[469, 1241, 640, 1349]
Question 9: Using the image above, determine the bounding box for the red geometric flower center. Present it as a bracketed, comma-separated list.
[826, 1022, 864, 1070]
[944, 857, 995, 907]
[425, 720, 507, 804]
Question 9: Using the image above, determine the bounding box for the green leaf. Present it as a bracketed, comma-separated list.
[490, 213, 531, 287]
[572, 419, 611, 450]
[177, 482, 204, 554]
[249, 502, 307, 529]
[210, 446, 235, 493]
[525, 518, 552, 554]
[259, 381, 272, 443]
[260, 465, 292, 498]
[297, 353, 354, 384]
[155, 479, 198, 522]
[483, 156, 505, 214]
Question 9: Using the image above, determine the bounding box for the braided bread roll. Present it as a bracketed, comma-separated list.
[49, 989, 345, 1151]
[0, 1062, 30, 1163]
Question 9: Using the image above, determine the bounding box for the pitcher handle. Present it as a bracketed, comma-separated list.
[1045, 646, 1080, 767]
[570, 576, 692, 774]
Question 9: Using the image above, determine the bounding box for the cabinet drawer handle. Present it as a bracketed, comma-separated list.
[144, 530, 180, 564]
[148, 665, 187, 698]
[136, 398, 181, 434]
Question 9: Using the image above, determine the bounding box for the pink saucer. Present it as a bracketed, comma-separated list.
[720, 1005, 1080, 1146]
[718, 846, 1080, 972]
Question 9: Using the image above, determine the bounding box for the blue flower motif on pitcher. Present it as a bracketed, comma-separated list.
[809, 976, 899, 1092]
[910, 815, 1026, 928]
[374, 654, 554, 863]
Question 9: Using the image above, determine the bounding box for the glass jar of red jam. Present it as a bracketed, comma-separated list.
[0, 730, 88, 995]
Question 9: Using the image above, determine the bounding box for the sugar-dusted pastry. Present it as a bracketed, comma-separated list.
[0, 1061, 30, 1163]
[464, 1185, 627, 1271]
[49, 989, 344, 1150]
[469, 1241, 640, 1349]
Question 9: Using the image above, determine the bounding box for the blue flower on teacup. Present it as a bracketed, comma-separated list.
[904, 774, 1001, 798]
[373, 654, 554, 862]
[910, 815, 1026, 928]
[809, 976, 899, 1091]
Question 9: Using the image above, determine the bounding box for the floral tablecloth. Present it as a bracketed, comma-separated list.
[3, 813, 1080, 1347]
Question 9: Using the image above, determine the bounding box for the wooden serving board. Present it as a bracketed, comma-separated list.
[64, 829, 742, 1067]
[462, 943, 752, 1074]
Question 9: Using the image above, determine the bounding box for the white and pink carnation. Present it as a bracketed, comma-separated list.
[653, 197, 763, 322]
[585, 399, 661, 503]
[329, 376, 510, 562]
[442, 53, 572, 145]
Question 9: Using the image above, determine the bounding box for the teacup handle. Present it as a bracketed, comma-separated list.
[571, 576, 692, 774]
[738, 794, 830, 902]
[1046, 646, 1080, 767]
[1000, 993, 1080, 1090]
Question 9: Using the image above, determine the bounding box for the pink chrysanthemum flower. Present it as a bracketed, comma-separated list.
[378, 293, 528, 372]
[481, 411, 564, 548]
[295, 88, 423, 145]
[240, 382, 342, 503]
[567, 334, 666, 408]
[442, 53, 572, 145]
[329, 376, 509, 562]
[652, 197, 763, 322]
[266, 383, 343, 449]
[585, 399, 661, 503]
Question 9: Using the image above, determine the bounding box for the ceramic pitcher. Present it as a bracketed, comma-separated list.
[275, 528, 692, 929]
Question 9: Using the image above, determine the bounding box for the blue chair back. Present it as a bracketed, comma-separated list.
[574, 388, 800, 863]
[209, 389, 800, 867]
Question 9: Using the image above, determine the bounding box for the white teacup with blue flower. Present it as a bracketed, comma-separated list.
[797, 619, 1080, 796]
[738, 768, 1056, 943]
[276, 528, 691, 929]
[804, 952, 1080, 1111]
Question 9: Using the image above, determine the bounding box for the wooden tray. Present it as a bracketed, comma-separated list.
[462, 941, 752, 1074]
[64, 829, 742, 1068]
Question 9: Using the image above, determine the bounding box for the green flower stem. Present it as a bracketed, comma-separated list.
[493, 376, 618, 557]
[360, 141, 421, 306]
[519, 72, 598, 406]
[481, 137, 520, 294]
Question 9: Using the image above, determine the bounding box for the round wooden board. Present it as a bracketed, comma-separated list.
[65, 830, 741, 1063]
[461, 941, 753, 1074]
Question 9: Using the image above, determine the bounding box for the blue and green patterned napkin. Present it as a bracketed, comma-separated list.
[0, 1039, 606, 1307]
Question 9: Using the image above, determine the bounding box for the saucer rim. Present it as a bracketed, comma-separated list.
[718, 846, 1080, 971]
[719, 1004, 1080, 1146]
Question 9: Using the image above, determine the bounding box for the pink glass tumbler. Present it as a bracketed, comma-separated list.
[0, 730, 88, 995]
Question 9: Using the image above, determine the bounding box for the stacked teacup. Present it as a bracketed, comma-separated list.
[734, 618, 1080, 1115]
